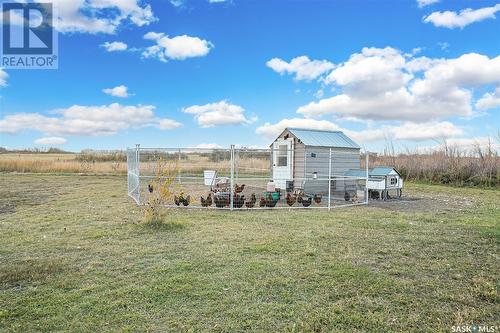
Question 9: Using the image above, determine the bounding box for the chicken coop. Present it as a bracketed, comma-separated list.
[345, 167, 403, 200]
[127, 130, 370, 210]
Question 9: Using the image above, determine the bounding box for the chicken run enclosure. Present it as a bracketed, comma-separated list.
[127, 145, 369, 210]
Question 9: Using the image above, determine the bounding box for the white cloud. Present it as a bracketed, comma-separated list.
[101, 41, 128, 52]
[159, 119, 183, 130]
[417, 0, 439, 8]
[51, 0, 156, 34]
[417, 137, 500, 154]
[266, 56, 334, 81]
[256, 118, 341, 139]
[183, 100, 256, 128]
[297, 48, 500, 122]
[169, 0, 185, 7]
[103, 85, 131, 98]
[34, 137, 67, 145]
[143, 32, 213, 61]
[255, 117, 462, 144]
[423, 4, 500, 29]
[475, 87, 500, 110]
[0, 69, 7, 87]
[347, 121, 463, 143]
[195, 143, 223, 149]
[0, 103, 182, 136]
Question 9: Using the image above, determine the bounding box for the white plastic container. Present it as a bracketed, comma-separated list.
[266, 180, 276, 192]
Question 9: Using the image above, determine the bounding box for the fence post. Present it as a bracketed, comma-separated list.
[328, 148, 332, 211]
[135, 144, 140, 204]
[230, 144, 235, 211]
[365, 151, 369, 204]
[178, 148, 182, 184]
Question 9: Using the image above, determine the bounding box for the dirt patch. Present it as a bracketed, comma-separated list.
[368, 188, 475, 213]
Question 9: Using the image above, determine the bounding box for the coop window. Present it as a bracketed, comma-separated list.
[310, 152, 316, 158]
[390, 177, 397, 185]
[277, 145, 288, 166]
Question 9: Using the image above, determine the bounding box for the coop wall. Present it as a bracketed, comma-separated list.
[302, 147, 360, 195]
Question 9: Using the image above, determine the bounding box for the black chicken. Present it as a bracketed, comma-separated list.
[234, 194, 245, 208]
[266, 193, 278, 208]
[302, 196, 312, 207]
[148, 183, 154, 193]
[344, 191, 350, 201]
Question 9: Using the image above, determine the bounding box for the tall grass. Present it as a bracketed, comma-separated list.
[363, 141, 499, 187]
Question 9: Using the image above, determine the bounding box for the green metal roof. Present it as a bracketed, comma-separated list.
[287, 128, 360, 149]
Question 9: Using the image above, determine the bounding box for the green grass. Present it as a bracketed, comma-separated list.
[0, 174, 498, 332]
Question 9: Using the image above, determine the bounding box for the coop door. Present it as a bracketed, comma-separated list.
[272, 138, 293, 189]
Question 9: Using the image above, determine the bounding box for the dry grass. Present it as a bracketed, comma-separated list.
[363, 142, 499, 187]
[0, 153, 127, 174]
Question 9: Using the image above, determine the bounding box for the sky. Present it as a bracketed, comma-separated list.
[0, 0, 499, 153]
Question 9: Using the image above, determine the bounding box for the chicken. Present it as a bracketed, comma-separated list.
[234, 194, 246, 208]
[313, 194, 322, 204]
[350, 195, 358, 202]
[148, 183, 154, 193]
[245, 194, 257, 208]
[235, 184, 245, 193]
[200, 193, 212, 207]
[259, 196, 266, 207]
[214, 194, 230, 208]
[297, 195, 303, 204]
[302, 196, 312, 207]
[286, 193, 296, 206]
[266, 193, 278, 208]
[174, 195, 180, 206]
[344, 191, 350, 201]
[182, 195, 190, 206]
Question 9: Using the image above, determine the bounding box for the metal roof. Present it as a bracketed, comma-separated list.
[344, 167, 400, 177]
[287, 128, 360, 149]
[371, 167, 399, 176]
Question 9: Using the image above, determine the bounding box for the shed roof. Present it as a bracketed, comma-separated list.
[286, 128, 360, 149]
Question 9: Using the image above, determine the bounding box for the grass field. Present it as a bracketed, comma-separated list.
[0, 174, 498, 332]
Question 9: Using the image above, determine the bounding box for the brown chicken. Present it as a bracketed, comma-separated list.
[214, 193, 230, 208]
[286, 193, 296, 206]
[259, 196, 266, 207]
[235, 184, 245, 193]
[313, 194, 322, 204]
[266, 193, 278, 208]
[200, 193, 212, 207]
[245, 193, 257, 208]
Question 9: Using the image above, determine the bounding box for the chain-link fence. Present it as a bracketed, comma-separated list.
[127, 145, 369, 210]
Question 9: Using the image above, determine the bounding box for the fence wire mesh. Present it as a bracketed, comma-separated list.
[127, 145, 368, 210]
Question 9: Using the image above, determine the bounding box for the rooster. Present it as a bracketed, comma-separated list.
[201, 193, 212, 207]
[259, 196, 266, 207]
[313, 194, 322, 204]
[148, 183, 154, 193]
[286, 193, 296, 206]
[302, 196, 312, 207]
[235, 184, 245, 193]
[245, 194, 256, 208]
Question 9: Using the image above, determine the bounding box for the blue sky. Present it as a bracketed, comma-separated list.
[0, 0, 499, 152]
